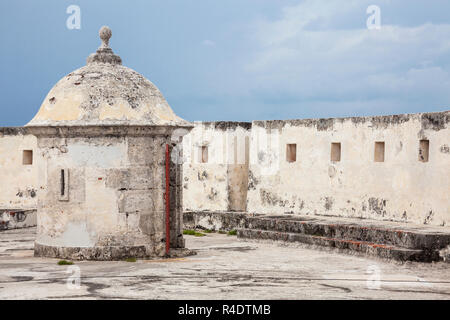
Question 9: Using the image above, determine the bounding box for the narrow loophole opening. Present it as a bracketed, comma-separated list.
[374, 142, 385, 162]
[200, 146, 208, 163]
[60, 169, 65, 196]
[419, 140, 429, 162]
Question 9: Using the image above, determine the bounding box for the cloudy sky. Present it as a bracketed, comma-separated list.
[1, 0, 450, 126]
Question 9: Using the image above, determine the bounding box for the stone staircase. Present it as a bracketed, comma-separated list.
[237, 215, 450, 262]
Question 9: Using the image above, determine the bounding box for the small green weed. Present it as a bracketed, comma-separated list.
[183, 229, 206, 237]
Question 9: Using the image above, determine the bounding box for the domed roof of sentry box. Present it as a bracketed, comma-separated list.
[27, 26, 190, 127]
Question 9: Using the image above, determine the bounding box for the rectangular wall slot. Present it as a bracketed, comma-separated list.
[200, 146, 208, 163]
[374, 142, 385, 162]
[22, 150, 33, 165]
[286, 144, 297, 162]
[330, 143, 341, 162]
[419, 140, 429, 162]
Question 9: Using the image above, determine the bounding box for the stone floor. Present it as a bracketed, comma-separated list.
[0, 227, 449, 299]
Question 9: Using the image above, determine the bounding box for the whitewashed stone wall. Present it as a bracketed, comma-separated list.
[1, 111, 448, 229]
[0, 129, 39, 210]
[182, 122, 251, 212]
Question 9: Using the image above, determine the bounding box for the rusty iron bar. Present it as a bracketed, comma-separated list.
[165, 143, 170, 255]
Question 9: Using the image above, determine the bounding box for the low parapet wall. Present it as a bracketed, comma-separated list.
[0, 209, 36, 230]
[182, 111, 449, 226]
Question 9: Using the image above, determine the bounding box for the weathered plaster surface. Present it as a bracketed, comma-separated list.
[247, 111, 450, 226]
[1, 111, 448, 234]
[26, 63, 190, 127]
[0, 129, 39, 211]
[182, 122, 251, 212]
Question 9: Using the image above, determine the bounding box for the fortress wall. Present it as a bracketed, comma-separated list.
[246, 111, 450, 226]
[0, 128, 39, 229]
[182, 122, 251, 212]
[1, 111, 448, 229]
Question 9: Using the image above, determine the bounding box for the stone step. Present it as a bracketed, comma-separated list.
[244, 215, 450, 250]
[237, 229, 440, 262]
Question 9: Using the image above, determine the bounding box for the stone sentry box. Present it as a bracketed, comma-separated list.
[27, 126, 188, 260]
[26, 26, 193, 260]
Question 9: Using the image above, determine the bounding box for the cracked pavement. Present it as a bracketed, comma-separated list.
[0, 227, 449, 299]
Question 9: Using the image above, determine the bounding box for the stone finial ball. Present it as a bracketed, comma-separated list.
[99, 26, 112, 45]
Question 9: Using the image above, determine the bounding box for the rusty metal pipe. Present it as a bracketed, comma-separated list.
[165, 143, 170, 255]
